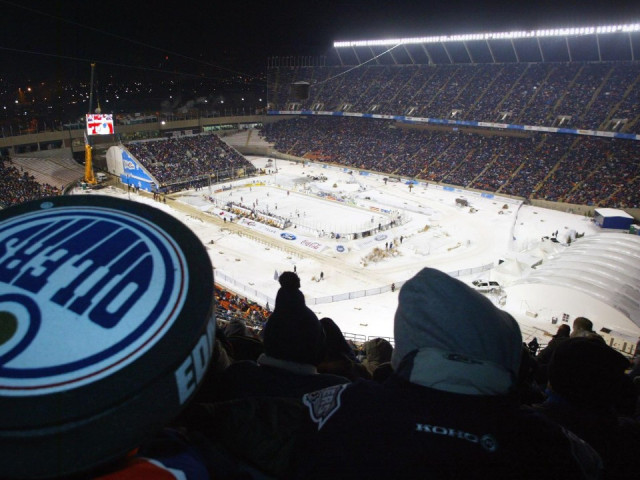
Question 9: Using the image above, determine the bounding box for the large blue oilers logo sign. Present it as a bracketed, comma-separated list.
[0, 195, 214, 480]
[0, 204, 187, 395]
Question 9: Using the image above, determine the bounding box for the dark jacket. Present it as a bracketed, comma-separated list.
[210, 354, 349, 403]
[187, 375, 601, 480]
[535, 335, 570, 386]
[226, 334, 264, 362]
[291, 376, 601, 479]
[535, 392, 640, 480]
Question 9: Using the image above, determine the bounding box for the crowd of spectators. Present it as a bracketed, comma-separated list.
[3, 173, 639, 478]
[261, 116, 640, 207]
[177, 271, 640, 478]
[2, 113, 638, 210]
[0, 157, 61, 207]
[5, 45, 640, 480]
[214, 284, 270, 331]
[125, 133, 256, 189]
[269, 61, 640, 134]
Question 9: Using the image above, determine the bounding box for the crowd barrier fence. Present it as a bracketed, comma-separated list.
[215, 262, 495, 308]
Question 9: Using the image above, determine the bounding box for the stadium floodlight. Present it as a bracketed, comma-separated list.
[333, 23, 640, 48]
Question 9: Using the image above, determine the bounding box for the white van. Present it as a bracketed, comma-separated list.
[96, 172, 108, 183]
[471, 280, 501, 293]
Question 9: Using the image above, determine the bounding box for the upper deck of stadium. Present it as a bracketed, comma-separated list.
[266, 25, 640, 136]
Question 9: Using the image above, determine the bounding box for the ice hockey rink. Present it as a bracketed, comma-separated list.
[75, 155, 639, 350]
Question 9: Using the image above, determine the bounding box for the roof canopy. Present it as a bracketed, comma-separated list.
[510, 232, 640, 333]
[595, 208, 634, 219]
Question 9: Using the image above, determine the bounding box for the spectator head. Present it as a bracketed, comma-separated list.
[225, 318, 248, 337]
[362, 337, 394, 374]
[279, 270, 301, 290]
[571, 317, 595, 337]
[273, 271, 305, 312]
[555, 324, 571, 338]
[319, 317, 356, 361]
[548, 336, 630, 409]
[262, 284, 325, 366]
[391, 268, 522, 395]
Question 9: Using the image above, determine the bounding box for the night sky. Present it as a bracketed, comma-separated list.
[1, 0, 639, 84]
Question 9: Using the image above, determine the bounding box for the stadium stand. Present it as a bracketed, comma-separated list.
[10, 154, 85, 190]
[0, 157, 62, 207]
[124, 133, 257, 190]
[267, 62, 640, 134]
[259, 116, 640, 207]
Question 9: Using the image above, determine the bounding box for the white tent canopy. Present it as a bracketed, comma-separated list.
[505, 232, 640, 336]
[490, 258, 531, 286]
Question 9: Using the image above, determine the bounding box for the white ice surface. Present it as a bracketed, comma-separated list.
[77, 156, 636, 346]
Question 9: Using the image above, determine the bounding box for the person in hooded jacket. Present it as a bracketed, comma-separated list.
[186, 268, 602, 480]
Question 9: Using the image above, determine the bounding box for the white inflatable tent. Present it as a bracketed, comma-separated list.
[505, 232, 640, 339]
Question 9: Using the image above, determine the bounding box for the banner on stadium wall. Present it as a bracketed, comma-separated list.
[267, 110, 640, 141]
[426, 183, 520, 205]
[238, 218, 282, 236]
[118, 175, 154, 192]
[121, 150, 152, 181]
[119, 150, 156, 192]
[335, 244, 348, 253]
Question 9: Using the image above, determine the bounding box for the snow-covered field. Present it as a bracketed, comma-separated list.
[75, 155, 637, 349]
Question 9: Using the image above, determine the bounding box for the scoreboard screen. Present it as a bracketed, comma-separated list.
[86, 114, 114, 136]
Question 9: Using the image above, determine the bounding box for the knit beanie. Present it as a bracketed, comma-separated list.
[273, 271, 305, 311]
[262, 273, 325, 366]
[391, 268, 522, 395]
[548, 336, 630, 408]
[278, 271, 301, 290]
